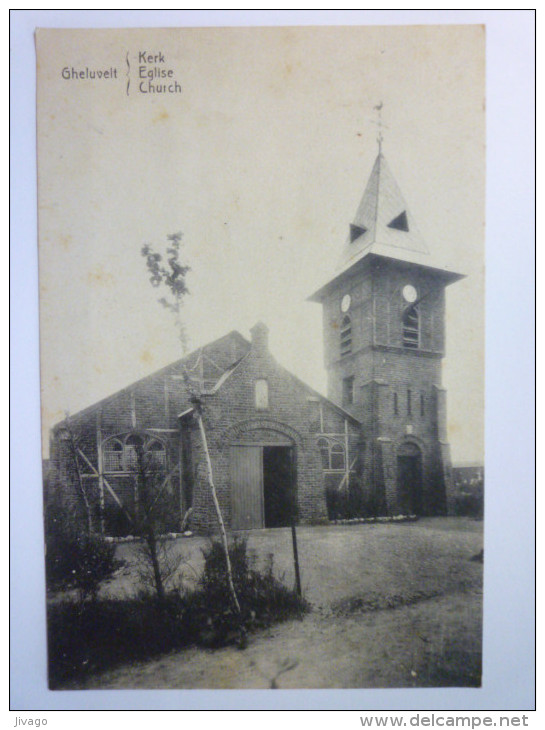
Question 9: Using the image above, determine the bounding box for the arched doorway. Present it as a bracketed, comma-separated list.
[397, 441, 423, 515]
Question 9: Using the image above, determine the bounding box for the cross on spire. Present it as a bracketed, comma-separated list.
[372, 101, 387, 154]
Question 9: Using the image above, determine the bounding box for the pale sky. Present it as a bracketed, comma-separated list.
[37, 25, 485, 462]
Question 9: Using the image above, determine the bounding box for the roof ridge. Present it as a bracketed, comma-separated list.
[53, 330, 250, 428]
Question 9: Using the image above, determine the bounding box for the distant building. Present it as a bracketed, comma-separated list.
[451, 463, 484, 494]
[49, 148, 466, 534]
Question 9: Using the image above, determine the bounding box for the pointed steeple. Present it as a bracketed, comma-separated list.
[337, 152, 429, 273]
[308, 150, 464, 303]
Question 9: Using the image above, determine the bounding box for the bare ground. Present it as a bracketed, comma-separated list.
[79, 517, 484, 689]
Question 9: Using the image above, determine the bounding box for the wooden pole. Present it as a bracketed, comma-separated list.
[291, 523, 302, 598]
[195, 410, 241, 614]
[290, 447, 302, 597]
[344, 418, 350, 487]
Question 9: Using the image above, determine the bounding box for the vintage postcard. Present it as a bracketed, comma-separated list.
[36, 24, 485, 691]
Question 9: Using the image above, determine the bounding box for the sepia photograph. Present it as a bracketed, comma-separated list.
[34, 23, 488, 693]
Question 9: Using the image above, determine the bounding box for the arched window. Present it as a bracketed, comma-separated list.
[147, 438, 167, 469]
[103, 434, 167, 473]
[103, 438, 123, 472]
[402, 305, 419, 349]
[317, 438, 330, 470]
[330, 443, 345, 471]
[340, 315, 352, 357]
[316, 438, 346, 471]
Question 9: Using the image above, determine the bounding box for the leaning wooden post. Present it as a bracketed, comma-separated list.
[193, 399, 241, 615]
[290, 447, 302, 597]
[291, 522, 302, 598]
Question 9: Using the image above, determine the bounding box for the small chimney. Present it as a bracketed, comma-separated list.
[250, 321, 269, 354]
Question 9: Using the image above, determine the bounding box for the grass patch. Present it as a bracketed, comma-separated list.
[47, 537, 308, 688]
[332, 578, 480, 616]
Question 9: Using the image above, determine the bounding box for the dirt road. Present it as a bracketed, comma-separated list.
[81, 518, 483, 689]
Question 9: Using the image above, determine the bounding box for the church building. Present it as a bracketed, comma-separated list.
[49, 147, 463, 535]
[308, 149, 463, 516]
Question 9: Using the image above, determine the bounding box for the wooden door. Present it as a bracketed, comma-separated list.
[397, 454, 423, 515]
[230, 446, 264, 530]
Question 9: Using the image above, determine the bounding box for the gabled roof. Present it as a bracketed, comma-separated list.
[53, 330, 250, 429]
[309, 152, 464, 302]
[179, 326, 361, 426]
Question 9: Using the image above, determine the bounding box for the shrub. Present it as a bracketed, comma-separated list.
[46, 532, 120, 599]
[325, 476, 387, 521]
[452, 493, 484, 518]
[47, 537, 308, 686]
[184, 536, 308, 647]
[44, 481, 120, 598]
[47, 594, 186, 687]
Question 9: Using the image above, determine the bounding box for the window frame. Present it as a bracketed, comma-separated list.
[340, 314, 352, 357]
[316, 437, 346, 472]
[402, 304, 419, 349]
[102, 434, 167, 474]
[254, 379, 269, 410]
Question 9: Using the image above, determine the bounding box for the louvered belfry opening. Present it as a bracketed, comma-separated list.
[387, 210, 409, 232]
[349, 223, 367, 243]
[402, 305, 419, 349]
[340, 315, 352, 357]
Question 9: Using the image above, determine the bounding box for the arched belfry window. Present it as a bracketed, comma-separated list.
[402, 305, 419, 349]
[340, 315, 352, 357]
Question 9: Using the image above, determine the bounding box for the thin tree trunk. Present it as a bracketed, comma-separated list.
[195, 411, 241, 614]
[135, 445, 167, 603]
[146, 532, 166, 603]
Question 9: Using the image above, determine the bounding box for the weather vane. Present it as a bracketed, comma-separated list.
[372, 101, 388, 154]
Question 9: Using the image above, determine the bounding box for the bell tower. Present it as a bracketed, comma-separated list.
[309, 147, 464, 515]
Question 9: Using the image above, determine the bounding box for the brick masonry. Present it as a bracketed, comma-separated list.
[49, 251, 460, 531]
[318, 256, 455, 515]
[49, 326, 360, 535]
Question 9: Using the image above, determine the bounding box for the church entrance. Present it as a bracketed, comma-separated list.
[397, 442, 423, 515]
[230, 444, 295, 529]
[263, 446, 294, 528]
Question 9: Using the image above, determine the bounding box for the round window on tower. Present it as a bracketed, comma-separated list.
[341, 294, 351, 312]
[402, 285, 418, 303]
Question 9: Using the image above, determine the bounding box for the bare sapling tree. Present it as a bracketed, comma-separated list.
[141, 233, 241, 615]
[129, 433, 185, 602]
